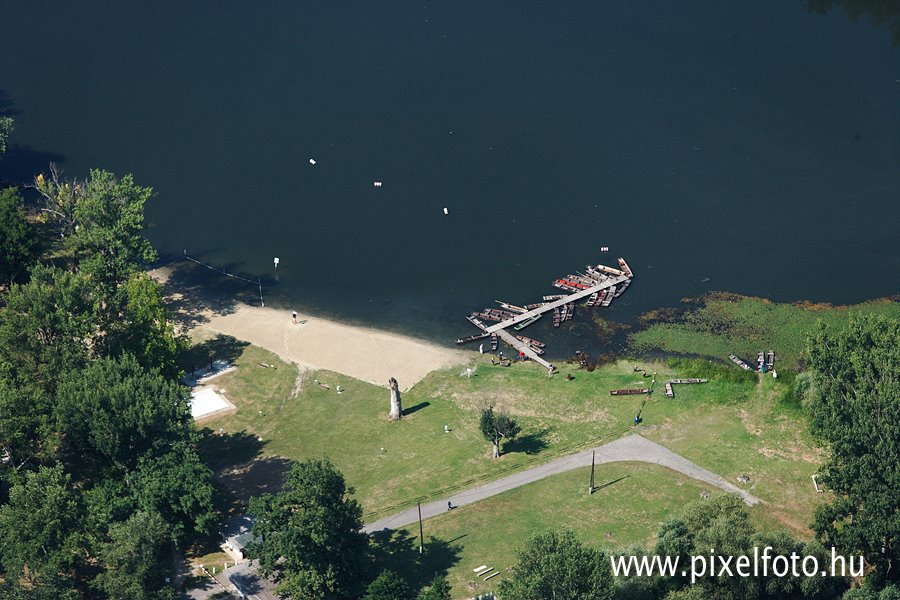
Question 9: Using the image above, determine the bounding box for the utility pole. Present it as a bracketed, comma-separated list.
[418, 502, 424, 554]
[589, 450, 596, 494]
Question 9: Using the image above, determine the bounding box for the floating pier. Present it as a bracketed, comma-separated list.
[456, 258, 634, 366]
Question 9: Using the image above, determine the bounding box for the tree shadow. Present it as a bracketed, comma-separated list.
[504, 429, 550, 455]
[0, 91, 67, 187]
[198, 429, 292, 513]
[179, 334, 249, 375]
[368, 529, 462, 595]
[0, 145, 66, 187]
[154, 254, 266, 331]
[402, 401, 430, 416]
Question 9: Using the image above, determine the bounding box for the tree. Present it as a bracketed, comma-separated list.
[33, 167, 156, 299]
[480, 406, 520, 458]
[248, 459, 367, 599]
[55, 354, 192, 473]
[73, 169, 156, 296]
[126, 440, 216, 541]
[0, 116, 12, 153]
[0, 265, 93, 392]
[100, 272, 184, 379]
[807, 317, 900, 583]
[416, 575, 451, 600]
[0, 377, 56, 470]
[0, 187, 37, 287]
[364, 570, 410, 600]
[497, 530, 613, 600]
[0, 464, 83, 583]
[92, 511, 174, 600]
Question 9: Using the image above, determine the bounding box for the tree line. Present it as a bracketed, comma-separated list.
[0, 159, 214, 599]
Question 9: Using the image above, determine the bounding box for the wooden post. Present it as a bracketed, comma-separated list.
[417, 502, 424, 554]
[589, 450, 595, 494]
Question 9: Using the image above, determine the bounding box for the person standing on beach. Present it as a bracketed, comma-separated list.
[292, 310, 297, 324]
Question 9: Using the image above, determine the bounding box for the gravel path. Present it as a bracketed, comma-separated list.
[364, 434, 759, 533]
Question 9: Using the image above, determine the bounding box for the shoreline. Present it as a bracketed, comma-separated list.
[150, 267, 470, 391]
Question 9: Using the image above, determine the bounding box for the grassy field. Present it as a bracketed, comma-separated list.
[380, 462, 719, 598]
[630, 293, 900, 368]
[196, 343, 777, 523]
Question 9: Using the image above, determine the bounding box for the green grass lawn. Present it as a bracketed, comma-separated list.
[630, 293, 900, 368]
[377, 462, 719, 599]
[195, 340, 823, 535]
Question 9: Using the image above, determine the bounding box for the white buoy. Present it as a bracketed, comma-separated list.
[443, 207, 449, 215]
[274, 257, 280, 269]
[374, 181, 383, 187]
[309, 158, 316, 165]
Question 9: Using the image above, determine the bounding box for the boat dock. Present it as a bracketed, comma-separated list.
[456, 258, 634, 367]
[484, 274, 629, 334]
[494, 328, 553, 369]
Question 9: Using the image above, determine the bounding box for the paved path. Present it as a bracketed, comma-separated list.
[363, 434, 759, 533]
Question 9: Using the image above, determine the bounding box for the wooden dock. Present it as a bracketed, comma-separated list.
[457, 259, 634, 365]
[495, 328, 553, 369]
[484, 275, 629, 334]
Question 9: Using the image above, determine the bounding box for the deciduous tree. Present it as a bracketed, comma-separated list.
[92, 511, 174, 600]
[0, 265, 93, 392]
[480, 406, 520, 458]
[0, 464, 83, 583]
[416, 575, 451, 600]
[364, 570, 410, 600]
[248, 459, 367, 600]
[497, 530, 613, 600]
[0, 187, 37, 287]
[807, 317, 900, 583]
[55, 354, 191, 473]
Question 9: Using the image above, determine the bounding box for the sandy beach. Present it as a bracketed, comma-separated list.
[151, 268, 470, 390]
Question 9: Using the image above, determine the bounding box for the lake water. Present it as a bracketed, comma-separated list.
[2, 2, 898, 355]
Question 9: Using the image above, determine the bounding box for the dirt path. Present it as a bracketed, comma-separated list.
[363, 434, 760, 533]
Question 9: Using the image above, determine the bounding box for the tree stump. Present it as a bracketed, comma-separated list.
[388, 377, 402, 421]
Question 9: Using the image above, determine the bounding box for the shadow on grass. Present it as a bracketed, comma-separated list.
[368, 529, 462, 594]
[505, 429, 550, 455]
[198, 429, 292, 513]
[179, 334, 249, 374]
[402, 401, 431, 416]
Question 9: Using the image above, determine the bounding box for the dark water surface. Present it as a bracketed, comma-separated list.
[2, 2, 898, 354]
